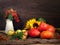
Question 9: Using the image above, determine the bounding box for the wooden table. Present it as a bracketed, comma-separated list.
[0, 31, 60, 45]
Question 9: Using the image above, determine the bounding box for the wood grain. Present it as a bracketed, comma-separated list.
[0, 31, 60, 45]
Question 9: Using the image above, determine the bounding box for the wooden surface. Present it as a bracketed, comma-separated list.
[0, 31, 60, 45]
[0, 39, 60, 45]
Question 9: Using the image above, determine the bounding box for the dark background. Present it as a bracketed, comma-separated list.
[0, 0, 60, 30]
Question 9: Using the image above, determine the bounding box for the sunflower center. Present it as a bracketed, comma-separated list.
[33, 23, 38, 28]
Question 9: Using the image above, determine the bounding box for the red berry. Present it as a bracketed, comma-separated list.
[15, 38, 18, 40]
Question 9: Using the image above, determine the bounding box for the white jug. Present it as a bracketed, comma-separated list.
[5, 19, 14, 34]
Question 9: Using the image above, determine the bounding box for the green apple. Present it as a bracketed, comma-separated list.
[15, 29, 21, 34]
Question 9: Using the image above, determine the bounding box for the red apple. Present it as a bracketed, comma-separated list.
[28, 28, 40, 37]
[40, 31, 54, 39]
[38, 22, 49, 31]
[47, 25, 55, 33]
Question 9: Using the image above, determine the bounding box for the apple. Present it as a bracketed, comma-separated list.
[24, 31, 28, 36]
[28, 28, 40, 37]
[15, 29, 21, 34]
[38, 22, 49, 31]
[47, 25, 55, 33]
[40, 31, 54, 39]
[7, 30, 14, 35]
[22, 35, 27, 40]
[22, 30, 28, 36]
[22, 30, 27, 33]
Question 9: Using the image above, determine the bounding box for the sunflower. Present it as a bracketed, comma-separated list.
[24, 18, 41, 30]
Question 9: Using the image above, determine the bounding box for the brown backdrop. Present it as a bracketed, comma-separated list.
[0, 0, 60, 30]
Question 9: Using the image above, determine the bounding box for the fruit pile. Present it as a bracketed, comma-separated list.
[7, 18, 56, 40]
[25, 18, 55, 39]
[7, 29, 28, 40]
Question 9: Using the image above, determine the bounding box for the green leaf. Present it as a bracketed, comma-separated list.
[36, 18, 46, 22]
[11, 32, 24, 40]
[7, 13, 13, 20]
[17, 32, 23, 39]
[11, 34, 18, 39]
